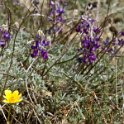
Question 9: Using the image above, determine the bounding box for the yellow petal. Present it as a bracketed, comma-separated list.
[4, 90, 12, 99]
[5, 90, 12, 96]
[3, 99, 9, 103]
[16, 94, 22, 102]
[17, 98, 23, 102]
[12, 90, 19, 96]
[3, 95, 7, 99]
[18, 93, 22, 98]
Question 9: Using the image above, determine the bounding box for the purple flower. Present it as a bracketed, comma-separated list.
[41, 40, 50, 47]
[30, 33, 50, 60]
[31, 49, 38, 58]
[2, 31, 11, 40]
[56, 7, 64, 15]
[49, 0, 65, 23]
[36, 34, 41, 40]
[40, 49, 48, 60]
[77, 16, 124, 63]
[76, 19, 90, 34]
[48, 0, 66, 34]
[88, 53, 96, 63]
[0, 27, 11, 48]
[93, 27, 100, 34]
[76, 17, 101, 63]
[76, 25, 81, 32]
[118, 39, 124, 46]
[103, 37, 109, 46]
[49, 0, 54, 6]
[120, 31, 124, 36]
[0, 40, 6, 47]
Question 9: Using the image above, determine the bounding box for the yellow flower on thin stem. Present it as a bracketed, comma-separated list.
[3, 90, 22, 104]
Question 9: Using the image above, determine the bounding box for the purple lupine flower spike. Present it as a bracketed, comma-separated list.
[30, 30, 50, 60]
[76, 16, 100, 63]
[0, 26, 11, 48]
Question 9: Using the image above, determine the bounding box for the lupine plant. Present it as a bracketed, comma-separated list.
[0, 0, 124, 124]
[0, 26, 11, 48]
[30, 30, 50, 60]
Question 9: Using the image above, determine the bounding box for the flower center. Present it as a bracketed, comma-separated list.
[9, 96, 15, 103]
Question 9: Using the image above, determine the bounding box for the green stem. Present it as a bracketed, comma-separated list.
[7, 105, 11, 124]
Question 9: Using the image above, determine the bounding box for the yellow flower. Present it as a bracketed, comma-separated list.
[3, 90, 22, 104]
